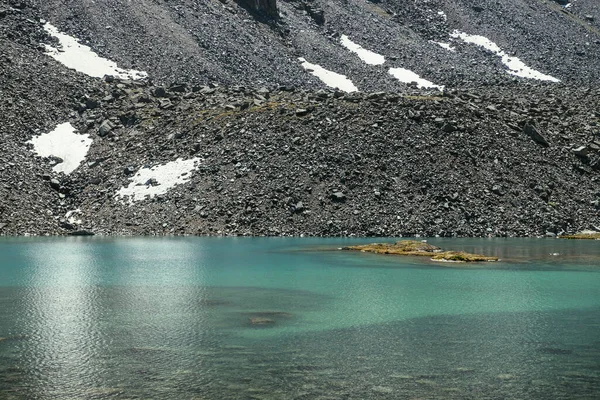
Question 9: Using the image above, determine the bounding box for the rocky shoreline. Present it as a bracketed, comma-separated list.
[1, 77, 598, 238]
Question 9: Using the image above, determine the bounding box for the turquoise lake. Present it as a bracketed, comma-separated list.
[0, 237, 599, 399]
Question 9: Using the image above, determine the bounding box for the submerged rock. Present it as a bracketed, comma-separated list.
[249, 317, 276, 325]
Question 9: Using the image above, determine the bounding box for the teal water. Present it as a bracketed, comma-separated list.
[0, 237, 599, 399]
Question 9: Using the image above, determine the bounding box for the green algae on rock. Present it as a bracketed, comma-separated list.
[342, 240, 498, 263]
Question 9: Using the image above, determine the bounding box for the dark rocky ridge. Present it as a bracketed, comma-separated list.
[0, 0, 599, 237]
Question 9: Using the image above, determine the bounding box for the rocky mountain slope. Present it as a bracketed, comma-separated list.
[30, 0, 600, 89]
[0, 0, 599, 236]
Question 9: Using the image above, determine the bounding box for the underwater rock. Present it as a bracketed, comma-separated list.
[539, 347, 573, 355]
[249, 317, 275, 325]
[247, 311, 293, 318]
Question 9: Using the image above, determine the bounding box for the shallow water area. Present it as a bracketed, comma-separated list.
[0, 237, 598, 399]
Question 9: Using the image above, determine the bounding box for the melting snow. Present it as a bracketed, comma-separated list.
[115, 158, 201, 203]
[388, 68, 444, 91]
[28, 122, 93, 174]
[43, 23, 148, 80]
[298, 57, 358, 92]
[431, 41, 456, 52]
[340, 35, 386, 65]
[450, 30, 560, 82]
[437, 11, 447, 21]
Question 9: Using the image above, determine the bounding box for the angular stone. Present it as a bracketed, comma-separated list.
[523, 123, 549, 147]
[331, 191, 346, 202]
[98, 120, 115, 137]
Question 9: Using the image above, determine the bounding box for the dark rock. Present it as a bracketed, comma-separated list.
[236, 0, 278, 18]
[169, 83, 187, 93]
[152, 87, 167, 98]
[60, 220, 76, 230]
[331, 191, 346, 202]
[158, 98, 173, 109]
[492, 185, 503, 195]
[295, 108, 310, 116]
[442, 123, 456, 133]
[85, 98, 99, 110]
[49, 179, 60, 190]
[48, 155, 63, 166]
[98, 120, 115, 137]
[68, 230, 95, 236]
[124, 166, 136, 175]
[523, 123, 549, 147]
[573, 145, 590, 158]
[306, 5, 325, 25]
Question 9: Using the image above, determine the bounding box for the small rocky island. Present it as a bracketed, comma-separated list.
[342, 240, 499, 263]
[559, 231, 600, 240]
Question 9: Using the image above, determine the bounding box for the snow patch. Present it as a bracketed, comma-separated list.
[388, 68, 444, 91]
[28, 122, 92, 174]
[437, 11, 447, 21]
[298, 57, 358, 92]
[450, 30, 560, 82]
[431, 41, 456, 52]
[43, 23, 148, 80]
[65, 209, 83, 225]
[115, 158, 201, 203]
[340, 35, 385, 65]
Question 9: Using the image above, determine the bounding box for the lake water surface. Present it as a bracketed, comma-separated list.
[0, 237, 599, 399]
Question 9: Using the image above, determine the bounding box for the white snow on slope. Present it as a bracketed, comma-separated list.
[438, 11, 447, 21]
[431, 40, 456, 52]
[116, 158, 201, 203]
[299, 58, 358, 92]
[43, 23, 148, 80]
[28, 123, 93, 174]
[65, 209, 83, 225]
[388, 68, 444, 91]
[450, 30, 560, 82]
[340, 35, 386, 65]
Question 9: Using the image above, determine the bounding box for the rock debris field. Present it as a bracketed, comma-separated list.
[0, 0, 599, 236]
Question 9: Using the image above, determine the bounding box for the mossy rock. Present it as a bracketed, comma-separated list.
[342, 240, 441, 255]
[342, 240, 498, 263]
[559, 232, 600, 240]
[430, 251, 498, 263]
